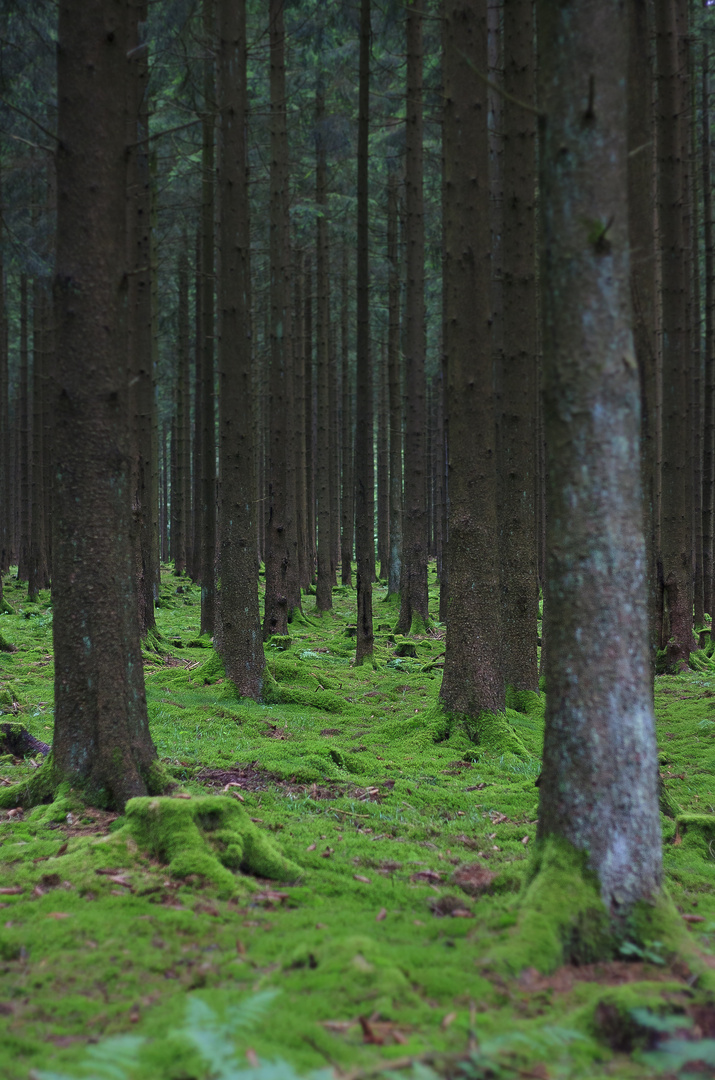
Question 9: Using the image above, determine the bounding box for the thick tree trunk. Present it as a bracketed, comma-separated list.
[18, 274, 30, 584]
[173, 245, 190, 576]
[500, 0, 538, 694]
[0, 199, 8, 579]
[440, 0, 503, 718]
[28, 283, 50, 600]
[263, 0, 294, 638]
[536, 0, 662, 908]
[216, 0, 264, 699]
[315, 88, 333, 614]
[355, 0, 374, 664]
[304, 254, 316, 583]
[377, 342, 389, 581]
[655, 0, 693, 669]
[386, 166, 402, 599]
[396, 5, 429, 635]
[53, 0, 158, 807]
[293, 263, 309, 592]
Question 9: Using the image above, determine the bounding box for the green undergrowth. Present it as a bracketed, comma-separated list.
[0, 566, 714, 1079]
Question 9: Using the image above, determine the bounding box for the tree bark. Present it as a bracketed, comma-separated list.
[536, 0, 662, 908]
[53, 0, 158, 807]
[315, 87, 333, 614]
[355, 0, 374, 664]
[440, 0, 503, 717]
[304, 254, 316, 583]
[500, 0, 538, 693]
[340, 247, 354, 586]
[386, 166, 402, 600]
[377, 341, 389, 581]
[28, 282, 50, 600]
[702, 17, 715, 622]
[655, 0, 693, 669]
[216, 0, 264, 698]
[173, 243, 190, 576]
[396, 4, 429, 634]
[18, 274, 30, 584]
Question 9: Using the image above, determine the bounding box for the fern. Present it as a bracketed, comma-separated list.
[31, 1036, 146, 1080]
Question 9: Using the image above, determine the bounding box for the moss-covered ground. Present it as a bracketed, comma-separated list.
[1, 566, 715, 1079]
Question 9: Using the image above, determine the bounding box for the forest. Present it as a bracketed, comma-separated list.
[1, 0, 715, 1077]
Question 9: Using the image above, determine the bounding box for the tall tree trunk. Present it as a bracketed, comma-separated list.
[655, 0, 693, 669]
[0, 186, 8, 579]
[387, 166, 402, 599]
[190, 225, 203, 582]
[536, 0, 662, 914]
[396, 4, 429, 634]
[304, 254, 316, 583]
[18, 274, 30, 584]
[53, 0, 158, 807]
[340, 247, 354, 586]
[315, 88, 333, 614]
[440, 0, 503, 717]
[173, 244, 189, 576]
[702, 18, 715, 623]
[629, 0, 658, 675]
[293, 261, 308, 591]
[355, 0, 374, 664]
[377, 341, 389, 580]
[329, 308, 340, 585]
[263, 0, 294, 638]
[199, 0, 216, 637]
[216, 0, 264, 698]
[500, 0, 538, 694]
[28, 282, 49, 600]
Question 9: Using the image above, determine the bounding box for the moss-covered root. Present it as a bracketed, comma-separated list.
[446, 706, 529, 757]
[121, 795, 302, 896]
[505, 686, 545, 720]
[0, 756, 57, 810]
[486, 838, 691, 978]
[0, 630, 17, 652]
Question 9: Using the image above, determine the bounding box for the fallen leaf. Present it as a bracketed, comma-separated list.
[306, 843, 316, 851]
[376, 907, 387, 922]
[322, 1020, 355, 1033]
[451, 864, 498, 897]
[320, 847, 334, 858]
[522, 836, 530, 845]
[353, 874, 371, 884]
[441, 1011, 457, 1030]
[246, 1049, 259, 1067]
[95, 868, 128, 877]
[195, 903, 220, 917]
[236, 940, 246, 955]
[57, 843, 68, 857]
[0, 887, 23, 896]
[46, 912, 72, 920]
[683, 913, 706, 923]
[174, 793, 192, 800]
[411, 869, 443, 884]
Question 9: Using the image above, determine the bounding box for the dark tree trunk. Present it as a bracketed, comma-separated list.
[655, 0, 693, 669]
[53, 0, 158, 808]
[0, 197, 8, 579]
[304, 254, 316, 583]
[293, 261, 309, 592]
[355, 0, 374, 664]
[315, 88, 333, 614]
[440, 0, 504, 718]
[216, 0, 264, 698]
[18, 274, 30, 584]
[396, 4, 429, 635]
[200, 0, 216, 637]
[28, 283, 50, 600]
[329, 307, 340, 586]
[263, 0, 294, 638]
[377, 341, 389, 581]
[500, 0, 538, 693]
[703, 20, 715, 622]
[387, 166, 402, 600]
[190, 225, 203, 582]
[340, 248, 354, 586]
[536, 0, 662, 909]
[173, 244, 190, 576]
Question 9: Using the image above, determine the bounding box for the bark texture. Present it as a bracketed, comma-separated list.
[53, 0, 158, 807]
[537, 0, 662, 907]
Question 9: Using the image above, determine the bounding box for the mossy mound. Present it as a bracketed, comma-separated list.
[675, 814, 715, 859]
[445, 706, 529, 757]
[120, 795, 302, 896]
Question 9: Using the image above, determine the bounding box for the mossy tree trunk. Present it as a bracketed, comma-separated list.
[52, 0, 159, 808]
[396, 4, 429, 636]
[355, 0, 374, 665]
[440, 0, 504, 720]
[536, 0, 662, 908]
[216, 0, 264, 699]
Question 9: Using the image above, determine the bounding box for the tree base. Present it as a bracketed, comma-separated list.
[0, 754, 171, 812]
[447, 707, 529, 757]
[486, 838, 696, 978]
[120, 794, 301, 896]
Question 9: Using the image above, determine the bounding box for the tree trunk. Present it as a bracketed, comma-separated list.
[216, 0, 264, 699]
[377, 341, 389, 581]
[53, 0, 158, 808]
[0, 189, 8, 579]
[28, 282, 50, 600]
[340, 247, 354, 586]
[500, 0, 538, 694]
[440, 0, 504, 718]
[355, 0, 374, 664]
[199, 0, 216, 638]
[293, 261, 309, 592]
[396, 4, 429, 635]
[655, 0, 693, 669]
[387, 166, 402, 600]
[263, 0, 294, 638]
[536, 0, 662, 911]
[304, 254, 316, 583]
[315, 88, 333, 614]
[702, 19, 715, 622]
[18, 274, 30, 584]
[173, 244, 189, 576]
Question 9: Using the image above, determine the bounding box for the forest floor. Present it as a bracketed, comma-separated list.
[0, 567, 715, 1080]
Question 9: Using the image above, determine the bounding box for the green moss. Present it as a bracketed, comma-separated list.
[674, 814, 715, 858]
[267, 635, 292, 651]
[505, 687, 545, 720]
[450, 707, 529, 757]
[120, 795, 301, 895]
